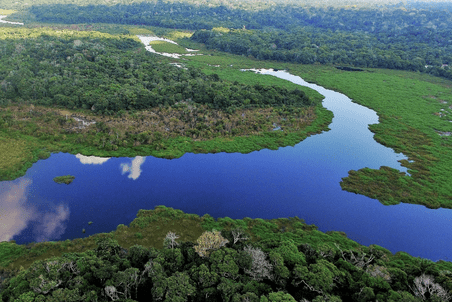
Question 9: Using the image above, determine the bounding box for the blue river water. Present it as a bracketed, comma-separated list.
[1, 69, 451, 262]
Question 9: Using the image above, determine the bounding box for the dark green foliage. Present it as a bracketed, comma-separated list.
[0, 28, 314, 116]
[190, 26, 452, 81]
[161, 248, 184, 275]
[9, 1, 452, 79]
[127, 245, 151, 270]
[1, 206, 451, 302]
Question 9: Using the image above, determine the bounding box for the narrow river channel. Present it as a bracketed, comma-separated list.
[1, 38, 451, 262]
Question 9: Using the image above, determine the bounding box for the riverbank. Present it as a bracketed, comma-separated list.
[0, 14, 23, 25]
[0, 102, 332, 181]
[0, 205, 451, 301]
[287, 65, 452, 209]
[168, 38, 452, 208]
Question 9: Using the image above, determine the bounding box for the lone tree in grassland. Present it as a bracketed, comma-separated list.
[194, 229, 229, 258]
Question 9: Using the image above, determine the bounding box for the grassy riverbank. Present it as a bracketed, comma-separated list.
[149, 40, 190, 54]
[0, 102, 331, 181]
[285, 65, 452, 209]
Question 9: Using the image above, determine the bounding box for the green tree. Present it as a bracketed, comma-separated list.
[189, 264, 219, 289]
[161, 249, 184, 275]
[292, 259, 343, 295]
[268, 251, 290, 289]
[265, 291, 297, 302]
[217, 277, 242, 302]
[164, 272, 196, 302]
[210, 248, 240, 280]
[127, 245, 151, 270]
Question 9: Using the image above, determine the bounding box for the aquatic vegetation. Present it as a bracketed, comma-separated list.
[53, 175, 75, 185]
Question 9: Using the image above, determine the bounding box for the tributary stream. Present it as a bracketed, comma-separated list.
[1, 45, 451, 261]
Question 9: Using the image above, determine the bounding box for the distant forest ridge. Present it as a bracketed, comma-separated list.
[7, 0, 452, 81]
[0, 0, 412, 11]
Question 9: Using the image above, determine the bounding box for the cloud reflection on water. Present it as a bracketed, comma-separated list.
[0, 178, 35, 242]
[0, 178, 71, 243]
[76, 154, 110, 165]
[120, 156, 146, 180]
[32, 204, 70, 243]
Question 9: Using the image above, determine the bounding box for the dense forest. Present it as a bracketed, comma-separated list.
[1, 206, 452, 302]
[0, 28, 313, 116]
[0, 0, 407, 11]
[190, 26, 450, 74]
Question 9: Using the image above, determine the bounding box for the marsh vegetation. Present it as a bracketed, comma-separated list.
[53, 175, 75, 184]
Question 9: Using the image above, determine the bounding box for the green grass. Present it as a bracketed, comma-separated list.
[125, 26, 155, 35]
[0, 9, 16, 15]
[0, 132, 51, 181]
[149, 40, 189, 54]
[0, 137, 34, 174]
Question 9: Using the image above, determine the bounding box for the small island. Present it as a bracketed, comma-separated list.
[53, 175, 75, 185]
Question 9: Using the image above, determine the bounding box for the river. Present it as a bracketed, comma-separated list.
[1, 37, 451, 262]
[0, 15, 24, 25]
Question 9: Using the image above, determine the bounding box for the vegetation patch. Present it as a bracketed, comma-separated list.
[149, 40, 189, 54]
[0, 9, 16, 15]
[0, 137, 34, 178]
[53, 175, 75, 185]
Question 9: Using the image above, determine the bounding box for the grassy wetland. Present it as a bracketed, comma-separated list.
[282, 65, 452, 209]
[149, 40, 190, 54]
